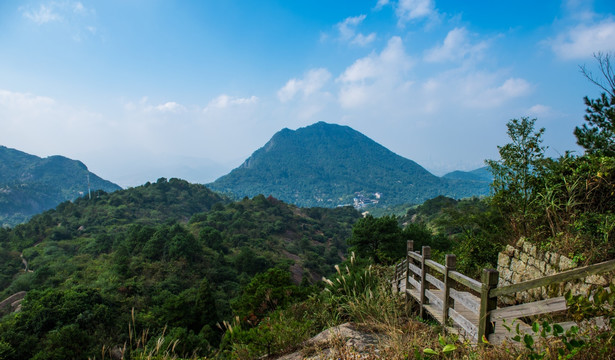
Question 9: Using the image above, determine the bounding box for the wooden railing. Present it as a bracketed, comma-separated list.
[393, 241, 615, 344]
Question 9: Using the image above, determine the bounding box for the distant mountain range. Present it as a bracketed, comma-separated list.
[0, 146, 121, 227]
[208, 122, 491, 208]
[442, 166, 493, 182]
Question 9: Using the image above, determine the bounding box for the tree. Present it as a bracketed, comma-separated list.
[486, 117, 546, 236]
[347, 215, 404, 264]
[575, 52, 615, 156]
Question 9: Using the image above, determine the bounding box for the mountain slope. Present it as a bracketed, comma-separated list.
[0, 146, 122, 227]
[443, 166, 493, 182]
[0, 178, 358, 358]
[208, 122, 490, 207]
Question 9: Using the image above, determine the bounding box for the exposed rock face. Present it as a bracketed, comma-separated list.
[497, 238, 615, 304]
[274, 323, 382, 360]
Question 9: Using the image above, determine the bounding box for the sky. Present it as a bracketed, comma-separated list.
[1, 0, 615, 188]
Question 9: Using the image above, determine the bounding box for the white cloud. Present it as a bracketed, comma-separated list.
[396, 0, 438, 25]
[337, 36, 412, 108]
[352, 33, 377, 46]
[0, 89, 56, 108]
[336, 15, 376, 46]
[125, 98, 187, 113]
[461, 75, 532, 108]
[424, 27, 488, 62]
[22, 1, 98, 42]
[550, 19, 615, 59]
[205, 94, 258, 110]
[339, 36, 410, 82]
[375, 0, 390, 10]
[278, 68, 331, 102]
[528, 104, 552, 117]
[73, 2, 85, 14]
[154, 102, 186, 113]
[23, 4, 61, 24]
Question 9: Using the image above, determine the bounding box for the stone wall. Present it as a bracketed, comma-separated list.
[497, 238, 614, 305]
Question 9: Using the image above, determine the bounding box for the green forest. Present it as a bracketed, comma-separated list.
[1, 54, 615, 359]
[0, 178, 359, 359]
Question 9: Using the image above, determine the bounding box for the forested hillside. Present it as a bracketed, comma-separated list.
[0, 178, 359, 359]
[209, 122, 490, 208]
[0, 146, 122, 227]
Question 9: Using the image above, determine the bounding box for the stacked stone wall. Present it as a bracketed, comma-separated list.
[497, 238, 614, 305]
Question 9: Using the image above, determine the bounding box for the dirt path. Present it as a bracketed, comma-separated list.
[20, 252, 32, 272]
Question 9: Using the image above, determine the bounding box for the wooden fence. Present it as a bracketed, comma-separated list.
[392, 241, 615, 344]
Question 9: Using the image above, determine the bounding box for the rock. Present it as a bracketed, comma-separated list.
[559, 256, 577, 271]
[516, 238, 526, 248]
[275, 323, 382, 360]
[585, 275, 608, 286]
[498, 252, 511, 268]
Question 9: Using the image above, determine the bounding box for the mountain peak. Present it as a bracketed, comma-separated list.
[0, 146, 122, 227]
[209, 122, 489, 207]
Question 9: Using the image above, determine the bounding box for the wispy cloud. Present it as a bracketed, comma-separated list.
[278, 68, 332, 102]
[21, 1, 98, 42]
[337, 36, 412, 108]
[153, 102, 186, 113]
[22, 4, 62, 24]
[0, 89, 56, 108]
[424, 27, 488, 63]
[549, 19, 615, 59]
[336, 15, 377, 46]
[527, 104, 552, 117]
[205, 94, 258, 111]
[124, 97, 187, 113]
[395, 0, 440, 26]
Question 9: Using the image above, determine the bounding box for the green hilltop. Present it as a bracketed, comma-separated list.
[0, 178, 359, 358]
[0, 146, 122, 227]
[209, 122, 490, 208]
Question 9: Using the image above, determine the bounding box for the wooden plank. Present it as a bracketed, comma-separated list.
[426, 259, 445, 274]
[408, 251, 422, 262]
[409, 263, 422, 276]
[449, 271, 482, 293]
[424, 303, 444, 323]
[408, 275, 421, 291]
[490, 296, 567, 321]
[406, 288, 420, 302]
[450, 289, 479, 314]
[426, 273, 444, 290]
[425, 289, 443, 310]
[449, 307, 478, 340]
[491, 258, 615, 298]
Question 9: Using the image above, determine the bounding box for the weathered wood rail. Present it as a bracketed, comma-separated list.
[392, 241, 615, 344]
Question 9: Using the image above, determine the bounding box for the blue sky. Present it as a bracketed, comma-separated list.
[1, 0, 615, 187]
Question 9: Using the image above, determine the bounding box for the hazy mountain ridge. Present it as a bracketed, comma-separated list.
[442, 166, 493, 182]
[209, 122, 490, 208]
[0, 146, 122, 227]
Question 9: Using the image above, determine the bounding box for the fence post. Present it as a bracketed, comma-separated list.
[405, 241, 413, 296]
[442, 254, 456, 326]
[419, 246, 431, 319]
[393, 262, 399, 293]
[478, 269, 499, 344]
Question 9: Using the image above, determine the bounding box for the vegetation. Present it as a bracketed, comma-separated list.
[0, 146, 121, 227]
[0, 178, 359, 359]
[209, 121, 490, 209]
[2, 54, 615, 360]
